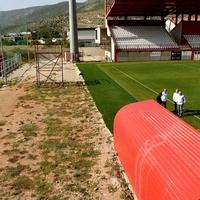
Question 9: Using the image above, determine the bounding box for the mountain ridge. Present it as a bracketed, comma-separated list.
[0, 0, 104, 33]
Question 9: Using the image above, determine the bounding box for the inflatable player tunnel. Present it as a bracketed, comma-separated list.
[114, 100, 200, 200]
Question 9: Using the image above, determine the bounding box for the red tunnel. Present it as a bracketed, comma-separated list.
[114, 100, 200, 200]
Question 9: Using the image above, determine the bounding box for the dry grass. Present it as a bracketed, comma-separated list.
[0, 83, 134, 200]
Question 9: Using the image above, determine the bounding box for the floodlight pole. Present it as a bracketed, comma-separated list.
[69, 0, 79, 63]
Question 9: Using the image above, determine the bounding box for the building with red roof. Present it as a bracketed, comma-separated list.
[103, 0, 200, 61]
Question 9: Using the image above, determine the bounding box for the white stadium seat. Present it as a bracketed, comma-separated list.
[184, 35, 200, 48]
[111, 26, 178, 50]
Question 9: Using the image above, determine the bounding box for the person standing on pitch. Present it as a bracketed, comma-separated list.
[156, 92, 162, 104]
[161, 88, 168, 108]
[177, 91, 186, 117]
[173, 89, 179, 114]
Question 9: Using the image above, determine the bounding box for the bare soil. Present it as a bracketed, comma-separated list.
[0, 80, 134, 200]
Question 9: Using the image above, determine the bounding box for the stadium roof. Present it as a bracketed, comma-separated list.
[106, 0, 200, 17]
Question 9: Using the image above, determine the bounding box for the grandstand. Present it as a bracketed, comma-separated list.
[171, 21, 200, 60]
[111, 25, 178, 49]
[184, 35, 200, 48]
[103, 0, 200, 61]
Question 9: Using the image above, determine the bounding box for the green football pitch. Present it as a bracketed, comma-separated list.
[78, 61, 200, 131]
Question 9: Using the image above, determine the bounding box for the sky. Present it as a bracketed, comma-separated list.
[0, 0, 86, 11]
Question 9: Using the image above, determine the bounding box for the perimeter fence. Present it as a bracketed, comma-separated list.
[0, 54, 22, 83]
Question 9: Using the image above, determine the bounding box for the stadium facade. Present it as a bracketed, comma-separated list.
[103, 0, 200, 61]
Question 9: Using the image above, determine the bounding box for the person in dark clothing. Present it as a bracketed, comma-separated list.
[156, 92, 162, 104]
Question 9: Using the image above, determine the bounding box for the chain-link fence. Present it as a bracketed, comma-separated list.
[0, 54, 22, 82]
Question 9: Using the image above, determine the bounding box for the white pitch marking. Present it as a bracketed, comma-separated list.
[112, 66, 200, 121]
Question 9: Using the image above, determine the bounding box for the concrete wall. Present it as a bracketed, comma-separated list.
[117, 51, 171, 62]
[182, 51, 192, 60]
[79, 47, 105, 61]
[193, 51, 200, 60]
[111, 38, 115, 61]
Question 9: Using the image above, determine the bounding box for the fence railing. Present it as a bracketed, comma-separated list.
[0, 54, 22, 82]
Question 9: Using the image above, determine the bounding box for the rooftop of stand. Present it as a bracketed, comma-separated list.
[106, 0, 200, 17]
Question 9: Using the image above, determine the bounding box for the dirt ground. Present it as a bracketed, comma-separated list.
[0, 64, 134, 200]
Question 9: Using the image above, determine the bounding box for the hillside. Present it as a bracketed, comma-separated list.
[0, 2, 70, 27]
[0, 0, 104, 34]
[79, 0, 105, 11]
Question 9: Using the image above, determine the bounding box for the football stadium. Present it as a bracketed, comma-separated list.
[0, 0, 200, 199]
[79, 0, 200, 131]
[104, 0, 200, 62]
[78, 1, 200, 199]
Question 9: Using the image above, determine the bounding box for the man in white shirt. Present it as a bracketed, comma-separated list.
[173, 89, 179, 114]
[177, 91, 186, 117]
[161, 88, 168, 108]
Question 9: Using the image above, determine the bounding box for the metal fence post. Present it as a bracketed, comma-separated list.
[0, 33, 7, 84]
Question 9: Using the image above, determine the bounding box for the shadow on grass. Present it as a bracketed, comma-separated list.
[85, 79, 111, 86]
[183, 109, 200, 117]
[78, 63, 135, 132]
